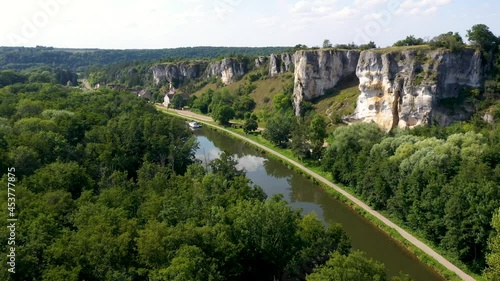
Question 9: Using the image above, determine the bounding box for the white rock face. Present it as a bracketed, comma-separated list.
[205, 58, 246, 85]
[255, 56, 268, 68]
[151, 63, 207, 86]
[293, 50, 360, 115]
[152, 59, 247, 87]
[269, 53, 295, 77]
[350, 48, 482, 130]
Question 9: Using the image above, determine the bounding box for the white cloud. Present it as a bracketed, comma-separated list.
[235, 155, 266, 173]
[255, 16, 279, 28]
[397, 0, 453, 15]
[290, 0, 338, 17]
[289, 0, 361, 24]
[354, 0, 388, 9]
[332, 6, 357, 20]
[291, 0, 309, 14]
[364, 12, 384, 20]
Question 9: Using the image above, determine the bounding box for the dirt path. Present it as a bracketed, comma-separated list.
[165, 108, 264, 131]
[160, 106, 475, 281]
[167, 108, 213, 122]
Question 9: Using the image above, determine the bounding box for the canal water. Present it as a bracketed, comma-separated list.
[193, 127, 444, 281]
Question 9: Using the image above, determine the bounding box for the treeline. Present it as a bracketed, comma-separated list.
[187, 82, 259, 127]
[0, 66, 78, 87]
[259, 103, 499, 277]
[0, 46, 291, 71]
[322, 122, 499, 274]
[257, 88, 500, 277]
[0, 81, 412, 281]
[87, 61, 154, 88]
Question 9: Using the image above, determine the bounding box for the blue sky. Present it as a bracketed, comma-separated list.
[1, 0, 499, 49]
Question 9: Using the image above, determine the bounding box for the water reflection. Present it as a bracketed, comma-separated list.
[235, 155, 266, 173]
[193, 127, 444, 281]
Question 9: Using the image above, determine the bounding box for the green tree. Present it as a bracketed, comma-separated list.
[44, 203, 137, 280]
[233, 95, 256, 119]
[323, 39, 333, 48]
[393, 35, 426, 47]
[307, 251, 387, 281]
[291, 120, 311, 161]
[467, 24, 499, 53]
[192, 88, 213, 114]
[25, 161, 94, 197]
[309, 115, 327, 159]
[151, 245, 220, 281]
[226, 197, 302, 280]
[263, 113, 294, 148]
[212, 105, 235, 125]
[360, 41, 377, 50]
[287, 214, 351, 278]
[0, 70, 27, 87]
[485, 208, 500, 280]
[293, 44, 309, 51]
[429, 32, 465, 52]
[273, 93, 293, 112]
[15, 99, 44, 118]
[209, 88, 234, 114]
[171, 94, 185, 109]
[28, 71, 56, 83]
[8, 146, 41, 179]
[187, 94, 197, 108]
[243, 117, 258, 134]
[323, 123, 384, 186]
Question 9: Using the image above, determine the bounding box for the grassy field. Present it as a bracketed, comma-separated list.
[191, 71, 294, 112]
[312, 76, 360, 123]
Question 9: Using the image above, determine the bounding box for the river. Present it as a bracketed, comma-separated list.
[192, 126, 444, 281]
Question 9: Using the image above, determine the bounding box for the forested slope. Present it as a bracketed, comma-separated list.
[0, 82, 407, 281]
[0, 46, 291, 71]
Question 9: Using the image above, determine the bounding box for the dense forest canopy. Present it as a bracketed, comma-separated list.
[0, 46, 292, 71]
[0, 81, 413, 281]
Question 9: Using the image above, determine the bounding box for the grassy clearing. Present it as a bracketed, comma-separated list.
[192, 83, 217, 97]
[191, 72, 293, 112]
[312, 76, 360, 123]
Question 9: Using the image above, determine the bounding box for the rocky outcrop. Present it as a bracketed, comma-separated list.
[205, 58, 247, 85]
[152, 62, 207, 86]
[293, 50, 360, 115]
[255, 56, 268, 68]
[269, 53, 295, 77]
[349, 48, 482, 130]
[152, 58, 247, 86]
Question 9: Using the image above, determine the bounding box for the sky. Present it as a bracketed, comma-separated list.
[1, 0, 499, 49]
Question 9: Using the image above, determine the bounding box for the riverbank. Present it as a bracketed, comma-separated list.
[157, 106, 477, 281]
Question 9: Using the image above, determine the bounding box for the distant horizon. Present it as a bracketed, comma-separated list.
[0, 45, 294, 50]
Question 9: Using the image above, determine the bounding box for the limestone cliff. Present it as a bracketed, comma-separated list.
[349, 48, 482, 130]
[205, 58, 247, 85]
[151, 62, 207, 86]
[152, 58, 247, 87]
[293, 50, 360, 115]
[255, 56, 268, 68]
[269, 53, 295, 77]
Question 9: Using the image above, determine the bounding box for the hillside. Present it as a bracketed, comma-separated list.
[0, 46, 292, 71]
